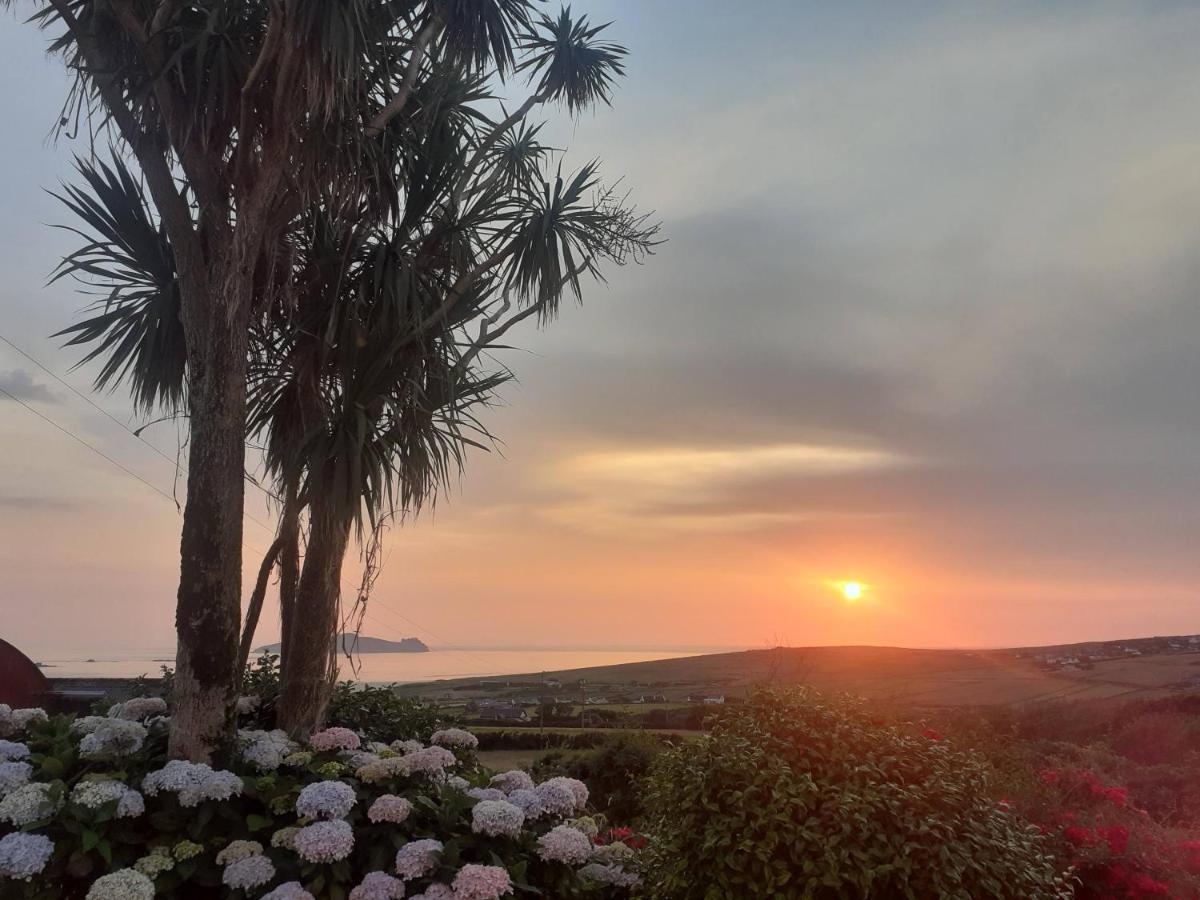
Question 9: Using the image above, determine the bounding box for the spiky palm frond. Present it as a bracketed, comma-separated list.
[434, 0, 533, 75]
[517, 6, 626, 113]
[50, 155, 186, 414]
[499, 160, 659, 315]
[490, 119, 552, 192]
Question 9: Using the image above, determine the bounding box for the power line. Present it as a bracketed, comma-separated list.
[0, 330, 281, 505]
[0, 360, 497, 676]
[0, 384, 180, 506]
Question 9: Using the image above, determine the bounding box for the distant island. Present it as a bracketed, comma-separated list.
[257, 634, 429, 654]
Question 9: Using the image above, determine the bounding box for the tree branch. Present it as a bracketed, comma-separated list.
[366, 15, 443, 135]
[452, 92, 543, 209]
[238, 535, 286, 675]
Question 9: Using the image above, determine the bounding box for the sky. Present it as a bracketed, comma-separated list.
[3, 1, 1200, 656]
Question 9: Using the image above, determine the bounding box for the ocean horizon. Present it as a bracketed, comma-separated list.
[26, 645, 740, 684]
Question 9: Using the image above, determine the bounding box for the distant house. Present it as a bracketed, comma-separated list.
[476, 705, 529, 723]
[702, 695, 726, 705]
[543, 679, 563, 690]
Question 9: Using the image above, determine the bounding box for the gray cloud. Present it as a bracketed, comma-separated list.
[0, 369, 58, 404]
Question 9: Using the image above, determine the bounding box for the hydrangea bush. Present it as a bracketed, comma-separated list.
[640, 687, 1073, 899]
[0, 703, 640, 899]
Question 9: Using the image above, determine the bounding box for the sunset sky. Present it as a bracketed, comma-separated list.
[3, 1, 1200, 656]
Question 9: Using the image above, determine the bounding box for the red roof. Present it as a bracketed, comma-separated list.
[0, 638, 49, 707]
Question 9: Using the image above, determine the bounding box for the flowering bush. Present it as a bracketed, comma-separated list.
[0, 701, 639, 899]
[640, 687, 1071, 899]
[1007, 764, 1200, 898]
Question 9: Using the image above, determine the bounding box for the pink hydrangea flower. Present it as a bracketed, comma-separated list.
[349, 870, 406, 900]
[309, 727, 361, 752]
[368, 794, 413, 824]
[451, 864, 513, 900]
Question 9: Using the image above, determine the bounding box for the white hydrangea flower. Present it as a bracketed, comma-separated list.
[578, 862, 640, 888]
[110, 697, 167, 721]
[294, 818, 354, 863]
[0, 740, 30, 762]
[85, 868, 155, 900]
[239, 729, 298, 772]
[78, 719, 147, 759]
[0, 831, 54, 880]
[283, 751, 313, 768]
[142, 759, 243, 807]
[591, 841, 635, 865]
[0, 761, 33, 798]
[537, 777, 588, 810]
[367, 794, 412, 824]
[410, 885, 454, 900]
[471, 799, 525, 837]
[9, 709, 47, 732]
[535, 824, 593, 864]
[0, 782, 60, 826]
[349, 870, 406, 900]
[70, 780, 144, 818]
[296, 780, 356, 820]
[133, 852, 174, 878]
[343, 750, 382, 769]
[569, 816, 600, 839]
[394, 838, 442, 880]
[0, 705, 11, 737]
[271, 827, 300, 850]
[390, 739, 423, 754]
[466, 787, 506, 802]
[506, 792, 544, 820]
[215, 840, 264, 865]
[262, 882, 316, 900]
[70, 717, 108, 736]
[532, 782, 575, 818]
[356, 756, 411, 783]
[429, 728, 478, 751]
[223, 854, 277, 890]
[488, 770, 534, 794]
[445, 775, 470, 792]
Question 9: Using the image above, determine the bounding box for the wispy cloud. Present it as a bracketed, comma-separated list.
[541, 442, 910, 535]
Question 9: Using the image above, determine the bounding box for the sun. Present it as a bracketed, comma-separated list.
[837, 581, 866, 602]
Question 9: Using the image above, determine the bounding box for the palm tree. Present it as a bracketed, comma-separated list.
[40, 1, 659, 742]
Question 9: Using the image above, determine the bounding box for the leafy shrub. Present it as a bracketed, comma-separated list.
[531, 734, 665, 824]
[0, 704, 639, 899]
[326, 683, 444, 744]
[475, 731, 631, 752]
[639, 687, 1071, 899]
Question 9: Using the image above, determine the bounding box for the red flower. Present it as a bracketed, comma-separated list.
[1104, 786, 1129, 808]
[1064, 825, 1095, 847]
[1039, 769, 1061, 784]
[596, 827, 646, 850]
[1128, 872, 1171, 897]
[921, 728, 942, 741]
[1100, 825, 1129, 855]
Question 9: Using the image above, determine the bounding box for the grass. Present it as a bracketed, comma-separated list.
[476, 749, 545, 771]
[403, 644, 1200, 710]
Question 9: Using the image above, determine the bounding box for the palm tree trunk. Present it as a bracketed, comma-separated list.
[169, 296, 251, 762]
[277, 489, 351, 737]
[277, 479, 302, 666]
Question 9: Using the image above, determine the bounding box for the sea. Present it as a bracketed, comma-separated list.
[29, 647, 731, 685]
